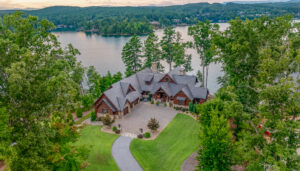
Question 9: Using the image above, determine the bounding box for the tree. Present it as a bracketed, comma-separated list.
[112, 72, 123, 83]
[102, 114, 114, 127]
[188, 20, 219, 88]
[0, 12, 87, 170]
[87, 66, 122, 98]
[147, 118, 160, 131]
[198, 114, 235, 170]
[196, 70, 203, 85]
[122, 34, 143, 76]
[144, 33, 164, 72]
[160, 27, 192, 71]
[0, 108, 10, 162]
[245, 17, 300, 169]
[212, 15, 300, 170]
[90, 111, 96, 121]
[87, 66, 102, 97]
[213, 15, 295, 114]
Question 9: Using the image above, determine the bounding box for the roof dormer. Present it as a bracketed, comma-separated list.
[159, 74, 176, 84]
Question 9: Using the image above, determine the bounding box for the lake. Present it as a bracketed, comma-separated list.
[54, 23, 230, 94]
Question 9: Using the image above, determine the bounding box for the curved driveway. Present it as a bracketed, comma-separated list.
[112, 136, 143, 171]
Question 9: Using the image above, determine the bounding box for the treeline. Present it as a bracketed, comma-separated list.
[1, 2, 300, 35]
[83, 18, 153, 35]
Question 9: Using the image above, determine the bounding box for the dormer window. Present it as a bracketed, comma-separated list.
[159, 74, 175, 83]
[145, 81, 151, 85]
[126, 85, 135, 95]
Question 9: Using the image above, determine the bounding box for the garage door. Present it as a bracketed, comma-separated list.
[123, 107, 129, 115]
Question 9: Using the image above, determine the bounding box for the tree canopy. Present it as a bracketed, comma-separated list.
[0, 12, 88, 170]
[197, 15, 300, 170]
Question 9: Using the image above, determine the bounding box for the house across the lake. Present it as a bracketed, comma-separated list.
[94, 63, 209, 118]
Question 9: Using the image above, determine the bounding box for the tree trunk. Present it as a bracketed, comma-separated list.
[205, 66, 209, 88]
[169, 57, 172, 71]
[202, 60, 205, 87]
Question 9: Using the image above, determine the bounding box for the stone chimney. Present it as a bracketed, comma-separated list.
[178, 68, 185, 76]
[151, 62, 158, 73]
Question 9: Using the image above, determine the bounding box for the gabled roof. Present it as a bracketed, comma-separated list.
[95, 67, 209, 112]
[182, 86, 193, 100]
[120, 82, 130, 96]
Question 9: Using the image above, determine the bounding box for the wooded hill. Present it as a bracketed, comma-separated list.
[1, 1, 300, 35]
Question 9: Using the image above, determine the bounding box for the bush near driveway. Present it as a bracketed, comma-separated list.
[76, 108, 83, 118]
[130, 114, 200, 171]
[90, 111, 96, 121]
[74, 126, 119, 171]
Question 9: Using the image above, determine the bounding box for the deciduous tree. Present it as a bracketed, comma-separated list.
[188, 20, 219, 88]
[0, 12, 88, 170]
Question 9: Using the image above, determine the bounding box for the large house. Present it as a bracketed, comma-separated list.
[94, 63, 209, 118]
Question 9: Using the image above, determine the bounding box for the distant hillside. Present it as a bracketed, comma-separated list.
[231, 0, 289, 4]
[0, 1, 300, 35]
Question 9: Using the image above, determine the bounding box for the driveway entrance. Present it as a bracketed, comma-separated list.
[113, 102, 177, 135]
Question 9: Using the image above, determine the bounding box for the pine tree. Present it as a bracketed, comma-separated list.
[144, 33, 164, 72]
[161, 27, 192, 71]
[122, 34, 143, 76]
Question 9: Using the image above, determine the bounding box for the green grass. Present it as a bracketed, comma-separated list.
[130, 114, 200, 171]
[75, 126, 119, 171]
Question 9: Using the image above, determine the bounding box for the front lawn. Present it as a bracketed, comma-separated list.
[75, 126, 119, 171]
[130, 114, 200, 171]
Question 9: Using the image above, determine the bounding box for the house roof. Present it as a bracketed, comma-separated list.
[95, 67, 209, 112]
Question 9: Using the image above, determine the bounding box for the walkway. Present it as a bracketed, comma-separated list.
[111, 136, 143, 171]
[180, 151, 198, 171]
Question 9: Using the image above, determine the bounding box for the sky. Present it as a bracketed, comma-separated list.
[0, 0, 286, 9]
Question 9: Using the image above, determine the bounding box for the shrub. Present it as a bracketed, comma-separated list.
[163, 103, 167, 107]
[112, 126, 117, 132]
[148, 94, 152, 101]
[67, 112, 74, 124]
[137, 134, 143, 139]
[147, 118, 160, 131]
[115, 129, 121, 134]
[150, 100, 154, 104]
[91, 111, 96, 121]
[81, 93, 94, 111]
[102, 114, 113, 127]
[76, 108, 83, 118]
[188, 101, 193, 112]
[144, 132, 151, 138]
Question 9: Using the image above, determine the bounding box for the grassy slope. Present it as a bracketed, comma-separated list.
[75, 112, 91, 124]
[75, 126, 119, 171]
[130, 114, 200, 171]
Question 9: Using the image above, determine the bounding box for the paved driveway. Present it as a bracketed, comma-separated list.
[113, 102, 177, 135]
[112, 136, 143, 171]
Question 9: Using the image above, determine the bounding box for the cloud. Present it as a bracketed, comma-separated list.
[0, 0, 270, 9]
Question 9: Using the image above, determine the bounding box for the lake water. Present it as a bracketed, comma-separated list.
[54, 23, 230, 94]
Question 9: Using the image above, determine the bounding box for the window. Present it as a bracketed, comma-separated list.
[178, 100, 185, 105]
[165, 78, 170, 82]
[102, 108, 107, 114]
